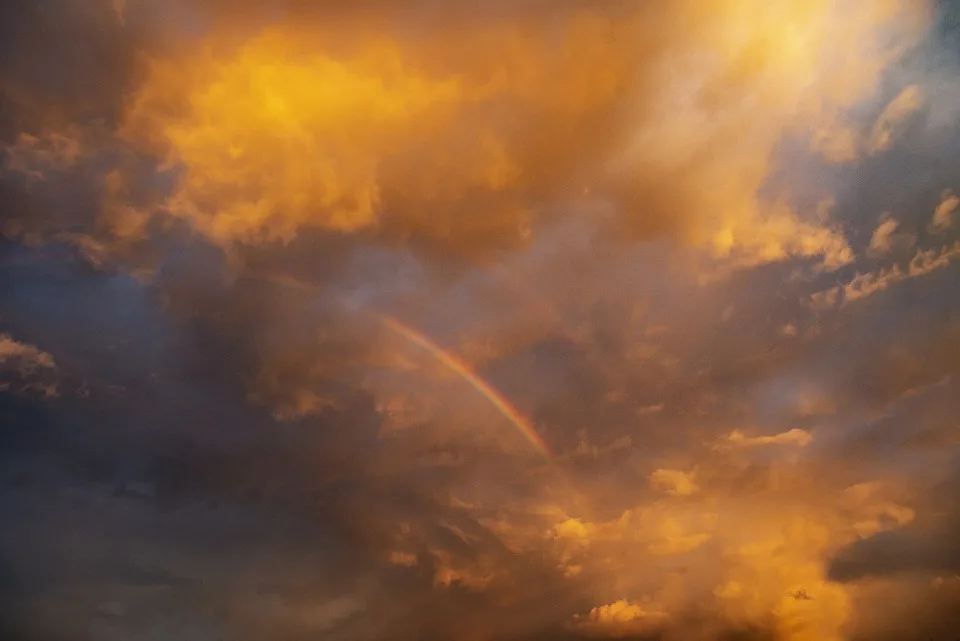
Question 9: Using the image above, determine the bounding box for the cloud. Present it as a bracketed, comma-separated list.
[571, 599, 669, 638]
[1, 0, 931, 275]
[867, 215, 901, 256]
[811, 240, 960, 309]
[2, 129, 84, 177]
[649, 468, 699, 497]
[0, 334, 55, 369]
[0, 333, 58, 395]
[931, 189, 959, 232]
[722, 428, 813, 448]
[867, 84, 924, 154]
[3, 1, 960, 640]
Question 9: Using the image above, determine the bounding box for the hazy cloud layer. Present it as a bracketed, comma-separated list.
[2, 1, 960, 640]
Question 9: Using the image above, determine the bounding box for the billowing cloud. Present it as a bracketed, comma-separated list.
[572, 599, 669, 638]
[1, 0, 932, 273]
[3, 1, 960, 640]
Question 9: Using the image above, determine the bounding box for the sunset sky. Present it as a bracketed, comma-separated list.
[1, 1, 960, 640]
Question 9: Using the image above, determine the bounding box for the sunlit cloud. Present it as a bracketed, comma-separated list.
[571, 599, 669, 638]
[722, 428, 814, 448]
[867, 84, 924, 154]
[650, 468, 700, 497]
[868, 215, 902, 256]
[0, 333, 59, 396]
[1, 0, 959, 640]
[811, 241, 960, 309]
[931, 189, 959, 232]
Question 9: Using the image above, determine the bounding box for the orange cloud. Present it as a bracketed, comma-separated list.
[723, 428, 813, 448]
[649, 468, 700, 497]
[118, 15, 629, 256]
[572, 599, 669, 638]
[931, 189, 959, 232]
[868, 216, 902, 256]
[811, 241, 960, 309]
[1, 3, 952, 640]
[80, 0, 927, 271]
[0, 333, 59, 397]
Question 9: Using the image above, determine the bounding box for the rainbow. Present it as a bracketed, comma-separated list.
[241, 270, 552, 460]
[379, 315, 552, 460]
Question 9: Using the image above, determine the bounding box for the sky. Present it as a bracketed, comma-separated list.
[1, 1, 960, 640]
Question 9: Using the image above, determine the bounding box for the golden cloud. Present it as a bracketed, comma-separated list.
[1, 3, 954, 641]
[723, 428, 814, 448]
[811, 240, 960, 309]
[529, 452, 922, 641]
[572, 599, 669, 638]
[118, 14, 628, 256]
[73, 0, 926, 270]
[649, 468, 700, 497]
[868, 216, 902, 256]
[932, 189, 959, 232]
